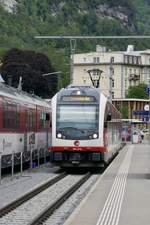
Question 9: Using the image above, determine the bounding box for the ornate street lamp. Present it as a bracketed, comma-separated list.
[87, 69, 103, 88]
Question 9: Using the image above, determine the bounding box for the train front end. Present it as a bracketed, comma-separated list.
[50, 86, 107, 168]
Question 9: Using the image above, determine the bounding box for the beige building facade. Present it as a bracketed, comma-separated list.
[73, 45, 150, 99]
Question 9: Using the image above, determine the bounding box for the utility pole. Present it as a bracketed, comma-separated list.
[70, 39, 76, 84]
[109, 57, 114, 103]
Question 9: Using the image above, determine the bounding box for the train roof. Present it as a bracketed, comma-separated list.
[56, 85, 108, 101]
[0, 83, 50, 108]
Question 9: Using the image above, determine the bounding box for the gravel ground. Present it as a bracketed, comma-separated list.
[0, 163, 59, 209]
[0, 174, 84, 225]
[43, 174, 100, 225]
[0, 163, 101, 225]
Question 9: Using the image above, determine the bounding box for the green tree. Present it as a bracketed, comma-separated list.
[126, 83, 149, 99]
[120, 106, 129, 119]
[1, 48, 57, 98]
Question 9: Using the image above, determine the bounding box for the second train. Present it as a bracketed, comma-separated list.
[50, 85, 122, 168]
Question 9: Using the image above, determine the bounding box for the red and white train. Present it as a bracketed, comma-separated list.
[0, 83, 51, 168]
[50, 85, 122, 168]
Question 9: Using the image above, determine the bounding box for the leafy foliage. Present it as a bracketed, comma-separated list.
[119, 106, 129, 119]
[1, 0, 150, 97]
[1, 48, 57, 98]
[126, 83, 149, 99]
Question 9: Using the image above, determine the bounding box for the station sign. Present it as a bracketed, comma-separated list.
[133, 110, 149, 116]
[146, 84, 150, 95]
[142, 116, 149, 122]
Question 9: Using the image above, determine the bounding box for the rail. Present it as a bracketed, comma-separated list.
[29, 172, 91, 225]
[0, 172, 67, 217]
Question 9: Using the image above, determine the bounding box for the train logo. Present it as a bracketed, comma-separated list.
[74, 140, 80, 146]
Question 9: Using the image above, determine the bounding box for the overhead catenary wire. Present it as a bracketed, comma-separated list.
[35, 35, 150, 39]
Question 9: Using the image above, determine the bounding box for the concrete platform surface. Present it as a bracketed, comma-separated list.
[64, 143, 150, 225]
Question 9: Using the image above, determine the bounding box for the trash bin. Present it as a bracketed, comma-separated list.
[132, 132, 139, 143]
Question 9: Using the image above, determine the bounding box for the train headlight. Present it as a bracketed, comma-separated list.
[57, 133, 62, 139]
[93, 133, 98, 139]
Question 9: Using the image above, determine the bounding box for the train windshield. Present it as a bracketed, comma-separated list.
[56, 104, 98, 130]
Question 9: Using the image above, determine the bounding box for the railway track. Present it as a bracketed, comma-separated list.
[0, 172, 67, 217]
[0, 172, 92, 225]
[30, 172, 91, 225]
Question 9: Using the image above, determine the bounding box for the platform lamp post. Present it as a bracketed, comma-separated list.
[87, 69, 103, 88]
[42, 71, 62, 91]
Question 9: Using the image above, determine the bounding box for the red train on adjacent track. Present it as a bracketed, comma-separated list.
[0, 83, 51, 168]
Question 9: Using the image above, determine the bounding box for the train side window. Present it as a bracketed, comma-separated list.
[25, 111, 28, 129]
[40, 111, 45, 128]
[29, 110, 35, 129]
[3, 102, 20, 129]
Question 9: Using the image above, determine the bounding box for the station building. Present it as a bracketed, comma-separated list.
[73, 45, 150, 99]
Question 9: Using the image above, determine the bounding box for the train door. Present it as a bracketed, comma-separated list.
[36, 106, 51, 152]
[28, 108, 36, 151]
[24, 110, 28, 152]
[24, 108, 36, 152]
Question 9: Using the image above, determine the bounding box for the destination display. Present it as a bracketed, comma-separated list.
[62, 96, 95, 102]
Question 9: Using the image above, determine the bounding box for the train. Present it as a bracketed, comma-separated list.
[0, 82, 51, 168]
[50, 85, 122, 168]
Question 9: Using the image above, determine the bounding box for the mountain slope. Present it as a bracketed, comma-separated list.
[0, 0, 150, 84]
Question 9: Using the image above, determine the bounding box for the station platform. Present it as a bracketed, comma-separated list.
[64, 141, 150, 225]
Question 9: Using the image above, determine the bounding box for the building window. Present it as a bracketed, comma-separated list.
[134, 68, 136, 74]
[125, 78, 127, 89]
[93, 57, 96, 63]
[110, 57, 114, 63]
[125, 67, 127, 76]
[112, 68, 114, 75]
[112, 92, 114, 99]
[93, 57, 100, 64]
[129, 56, 132, 64]
[137, 57, 141, 64]
[124, 56, 128, 63]
[112, 79, 114, 87]
[134, 57, 137, 64]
